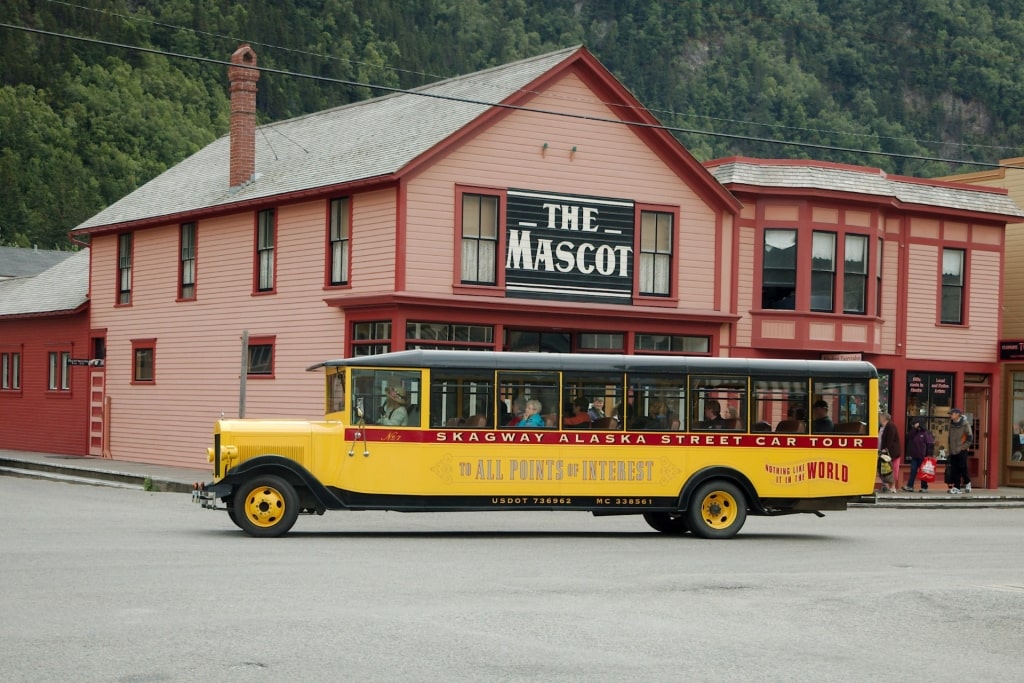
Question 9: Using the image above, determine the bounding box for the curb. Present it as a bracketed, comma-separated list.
[0, 458, 195, 494]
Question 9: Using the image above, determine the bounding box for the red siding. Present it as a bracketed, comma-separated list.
[0, 313, 91, 454]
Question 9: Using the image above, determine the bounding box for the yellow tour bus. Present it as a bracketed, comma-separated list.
[194, 350, 879, 538]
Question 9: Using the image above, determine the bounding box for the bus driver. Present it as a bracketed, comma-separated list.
[377, 385, 409, 426]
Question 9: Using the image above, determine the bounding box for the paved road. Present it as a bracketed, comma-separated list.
[2, 475, 1023, 682]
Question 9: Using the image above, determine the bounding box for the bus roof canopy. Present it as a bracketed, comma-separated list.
[308, 350, 878, 380]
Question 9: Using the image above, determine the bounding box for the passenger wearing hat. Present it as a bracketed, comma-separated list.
[946, 407, 973, 494]
[377, 385, 409, 426]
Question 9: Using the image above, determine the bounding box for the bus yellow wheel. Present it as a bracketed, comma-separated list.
[232, 475, 299, 538]
[686, 481, 747, 539]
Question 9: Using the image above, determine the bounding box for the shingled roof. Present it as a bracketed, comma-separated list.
[73, 46, 584, 233]
[0, 249, 90, 317]
[706, 158, 1024, 219]
[0, 246, 77, 279]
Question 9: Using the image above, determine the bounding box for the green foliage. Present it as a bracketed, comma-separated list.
[3, 0, 1024, 248]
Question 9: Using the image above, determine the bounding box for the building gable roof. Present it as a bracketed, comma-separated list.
[0, 246, 76, 279]
[706, 158, 1024, 220]
[74, 46, 738, 234]
[0, 248, 90, 317]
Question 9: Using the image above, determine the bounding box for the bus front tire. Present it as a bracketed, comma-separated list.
[232, 475, 299, 538]
[643, 512, 690, 534]
[686, 481, 747, 539]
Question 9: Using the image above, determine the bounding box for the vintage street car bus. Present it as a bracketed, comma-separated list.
[193, 350, 879, 538]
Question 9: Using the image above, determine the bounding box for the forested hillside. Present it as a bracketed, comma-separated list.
[3, 0, 1024, 249]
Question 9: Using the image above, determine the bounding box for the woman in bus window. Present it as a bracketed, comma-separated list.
[377, 386, 409, 426]
[516, 399, 545, 428]
[564, 397, 591, 428]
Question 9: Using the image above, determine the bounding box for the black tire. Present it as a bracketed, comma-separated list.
[225, 505, 243, 530]
[685, 480, 747, 539]
[231, 475, 299, 538]
[642, 512, 690, 534]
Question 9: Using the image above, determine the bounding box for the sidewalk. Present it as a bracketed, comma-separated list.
[0, 449, 210, 494]
[3, 448, 1024, 506]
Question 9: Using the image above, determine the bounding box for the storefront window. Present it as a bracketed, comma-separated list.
[906, 371, 954, 460]
[877, 370, 892, 415]
[1010, 373, 1024, 464]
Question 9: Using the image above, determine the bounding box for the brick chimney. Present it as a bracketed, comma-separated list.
[228, 44, 259, 187]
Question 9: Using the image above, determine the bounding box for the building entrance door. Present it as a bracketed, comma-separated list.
[963, 384, 990, 488]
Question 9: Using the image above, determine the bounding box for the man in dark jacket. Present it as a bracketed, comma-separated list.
[902, 418, 935, 492]
[947, 407, 974, 494]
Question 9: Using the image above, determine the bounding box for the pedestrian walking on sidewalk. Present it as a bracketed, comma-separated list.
[946, 407, 973, 494]
[903, 418, 934, 492]
[878, 411, 901, 493]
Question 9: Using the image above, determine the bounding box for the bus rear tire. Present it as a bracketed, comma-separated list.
[232, 475, 299, 538]
[686, 481, 747, 539]
[643, 512, 690, 534]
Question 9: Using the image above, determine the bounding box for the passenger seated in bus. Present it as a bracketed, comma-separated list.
[506, 397, 526, 426]
[700, 399, 728, 429]
[646, 399, 669, 430]
[563, 397, 591, 428]
[376, 385, 409, 426]
[516, 399, 545, 428]
[587, 397, 606, 422]
[777, 406, 806, 432]
[811, 399, 834, 432]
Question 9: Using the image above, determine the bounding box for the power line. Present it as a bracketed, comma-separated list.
[2, 21, 1022, 171]
[45, 0, 1024, 157]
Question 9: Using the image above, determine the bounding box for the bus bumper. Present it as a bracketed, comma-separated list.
[192, 481, 232, 509]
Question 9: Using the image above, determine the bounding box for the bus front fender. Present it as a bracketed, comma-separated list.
[219, 455, 343, 510]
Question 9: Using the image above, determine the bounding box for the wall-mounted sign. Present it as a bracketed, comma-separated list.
[66, 359, 104, 367]
[821, 352, 862, 361]
[505, 189, 635, 304]
[999, 340, 1024, 360]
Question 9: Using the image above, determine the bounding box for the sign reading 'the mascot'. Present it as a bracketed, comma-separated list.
[505, 189, 635, 304]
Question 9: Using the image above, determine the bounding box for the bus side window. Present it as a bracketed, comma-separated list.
[813, 379, 869, 432]
[620, 374, 685, 431]
[327, 369, 345, 414]
[752, 378, 807, 434]
[691, 376, 746, 431]
[498, 371, 559, 428]
[562, 372, 624, 430]
[353, 369, 422, 427]
[430, 369, 494, 428]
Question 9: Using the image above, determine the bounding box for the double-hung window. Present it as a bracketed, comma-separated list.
[48, 351, 70, 391]
[843, 234, 868, 314]
[460, 193, 498, 285]
[941, 248, 965, 324]
[1, 351, 21, 390]
[329, 197, 350, 286]
[639, 210, 672, 296]
[256, 209, 275, 293]
[179, 222, 196, 300]
[117, 233, 132, 304]
[811, 231, 836, 312]
[762, 229, 797, 309]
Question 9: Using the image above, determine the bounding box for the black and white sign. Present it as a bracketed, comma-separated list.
[505, 189, 635, 304]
